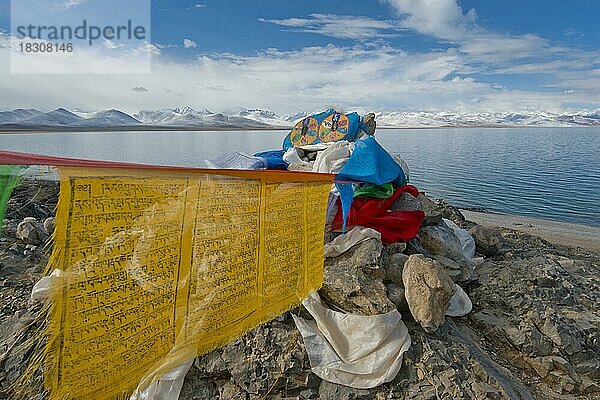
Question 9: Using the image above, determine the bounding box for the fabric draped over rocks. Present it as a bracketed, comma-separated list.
[332, 185, 425, 244]
[292, 293, 411, 389]
[324, 226, 382, 258]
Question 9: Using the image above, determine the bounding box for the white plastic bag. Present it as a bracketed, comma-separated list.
[293, 293, 411, 389]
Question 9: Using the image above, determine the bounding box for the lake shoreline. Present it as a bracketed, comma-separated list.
[461, 209, 600, 251]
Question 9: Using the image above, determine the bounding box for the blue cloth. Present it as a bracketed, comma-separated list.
[335, 137, 406, 231]
[254, 150, 288, 170]
[336, 136, 405, 185]
[207, 152, 267, 170]
[335, 182, 355, 233]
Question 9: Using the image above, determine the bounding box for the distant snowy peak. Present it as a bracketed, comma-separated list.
[78, 109, 141, 127]
[21, 108, 83, 126]
[0, 108, 43, 124]
[135, 107, 229, 126]
[237, 109, 289, 126]
[134, 107, 272, 128]
[375, 110, 600, 128]
[284, 111, 317, 124]
[1, 107, 599, 130]
[0, 108, 141, 128]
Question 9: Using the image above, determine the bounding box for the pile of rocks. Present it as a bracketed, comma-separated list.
[1, 179, 599, 400]
[179, 195, 600, 399]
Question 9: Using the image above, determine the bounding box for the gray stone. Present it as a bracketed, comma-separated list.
[384, 241, 407, 256]
[406, 238, 433, 257]
[384, 253, 408, 285]
[386, 283, 409, 312]
[435, 199, 466, 226]
[15, 217, 48, 245]
[8, 243, 25, 255]
[418, 225, 467, 264]
[402, 255, 456, 332]
[391, 192, 423, 212]
[416, 194, 443, 226]
[43, 217, 56, 236]
[468, 225, 502, 256]
[318, 380, 373, 400]
[320, 239, 395, 315]
[435, 256, 475, 283]
[362, 113, 377, 136]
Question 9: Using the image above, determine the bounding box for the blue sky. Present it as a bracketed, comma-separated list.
[0, 0, 599, 114]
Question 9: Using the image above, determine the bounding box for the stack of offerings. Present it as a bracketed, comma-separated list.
[255, 109, 425, 244]
[251, 110, 438, 389]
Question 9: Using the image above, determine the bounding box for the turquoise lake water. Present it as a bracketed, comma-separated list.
[1, 127, 599, 226]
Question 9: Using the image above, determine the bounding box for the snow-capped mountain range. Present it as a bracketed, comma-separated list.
[0, 107, 599, 131]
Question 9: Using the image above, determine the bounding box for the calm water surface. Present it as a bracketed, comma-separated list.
[1, 127, 599, 226]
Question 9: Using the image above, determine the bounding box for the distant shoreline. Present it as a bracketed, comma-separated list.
[461, 209, 600, 252]
[2, 124, 600, 134]
[0, 126, 291, 134]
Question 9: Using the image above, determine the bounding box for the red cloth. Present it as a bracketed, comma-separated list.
[332, 185, 425, 244]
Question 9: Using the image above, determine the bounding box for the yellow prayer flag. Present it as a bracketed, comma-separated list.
[41, 167, 333, 400]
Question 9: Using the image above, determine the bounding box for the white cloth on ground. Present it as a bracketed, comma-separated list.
[324, 226, 381, 258]
[30, 269, 62, 303]
[292, 292, 411, 389]
[446, 284, 473, 317]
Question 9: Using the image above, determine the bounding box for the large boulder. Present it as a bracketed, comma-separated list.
[469, 225, 502, 256]
[15, 217, 48, 245]
[320, 238, 395, 315]
[402, 255, 456, 332]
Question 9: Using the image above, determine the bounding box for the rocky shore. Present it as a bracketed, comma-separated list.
[1, 179, 599, 399]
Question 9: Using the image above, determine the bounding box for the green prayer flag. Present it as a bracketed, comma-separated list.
[354, 183, 395, 199]
[0, 165, 24, 236]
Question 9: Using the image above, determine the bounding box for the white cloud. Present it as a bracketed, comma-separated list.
[1, 32, 598, 115]
[384, 0, 477, 40]
[383, 0, 553, 62]
[259, 14, 403, 39]
[63, 0, 88, 9]
[183, 39, 197, 48]
[187, 3, 207, 9]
